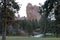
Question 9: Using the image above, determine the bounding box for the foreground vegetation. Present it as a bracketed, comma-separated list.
[0, 36, 60, 40]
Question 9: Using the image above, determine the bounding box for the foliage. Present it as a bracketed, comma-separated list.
[19, 20, 33, 35]
[0, 0, 20, 40]
[19, 20, 40, 36]
[0, 0, 20, 31]
[42, 0, 60, 36]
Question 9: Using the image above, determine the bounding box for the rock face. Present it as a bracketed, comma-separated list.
[26, 3, 41, 22]
[32, 34, 44, 38]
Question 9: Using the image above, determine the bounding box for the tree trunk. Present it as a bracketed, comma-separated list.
[2, 27, 6, 40]
[2, 21, 6, 40]
[2, 0, 7, 40]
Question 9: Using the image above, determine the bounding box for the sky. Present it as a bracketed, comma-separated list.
[16, 0, 46, 17]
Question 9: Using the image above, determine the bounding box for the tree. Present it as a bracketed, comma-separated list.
[0, 0, 20, 40]
[43, 0, 60, 36]
[19, 20, 39, 36]
[19, 20, 33, 36]
[39, 5, 47, 35]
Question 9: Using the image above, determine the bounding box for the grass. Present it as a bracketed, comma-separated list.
[0, 36, 60, 40]
[44, 35, 57, 38]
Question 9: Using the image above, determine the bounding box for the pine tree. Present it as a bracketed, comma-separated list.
[43, 0, 60, 36]
[0, 0, 20, 40]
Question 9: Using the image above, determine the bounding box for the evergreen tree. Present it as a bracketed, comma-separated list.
[0, 0, 20, 40]
[43, 0, 60, 36]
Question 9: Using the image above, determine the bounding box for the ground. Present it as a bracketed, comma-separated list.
[0, 36, 60, 40]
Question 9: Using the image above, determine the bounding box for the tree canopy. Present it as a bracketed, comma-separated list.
[42, 0, 60, 36]
[0, 0, 20, 40]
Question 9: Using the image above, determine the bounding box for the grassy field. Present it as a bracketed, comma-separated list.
[0, 36, 60, 40]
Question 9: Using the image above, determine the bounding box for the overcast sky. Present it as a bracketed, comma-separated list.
[16, 0, 46, 17]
